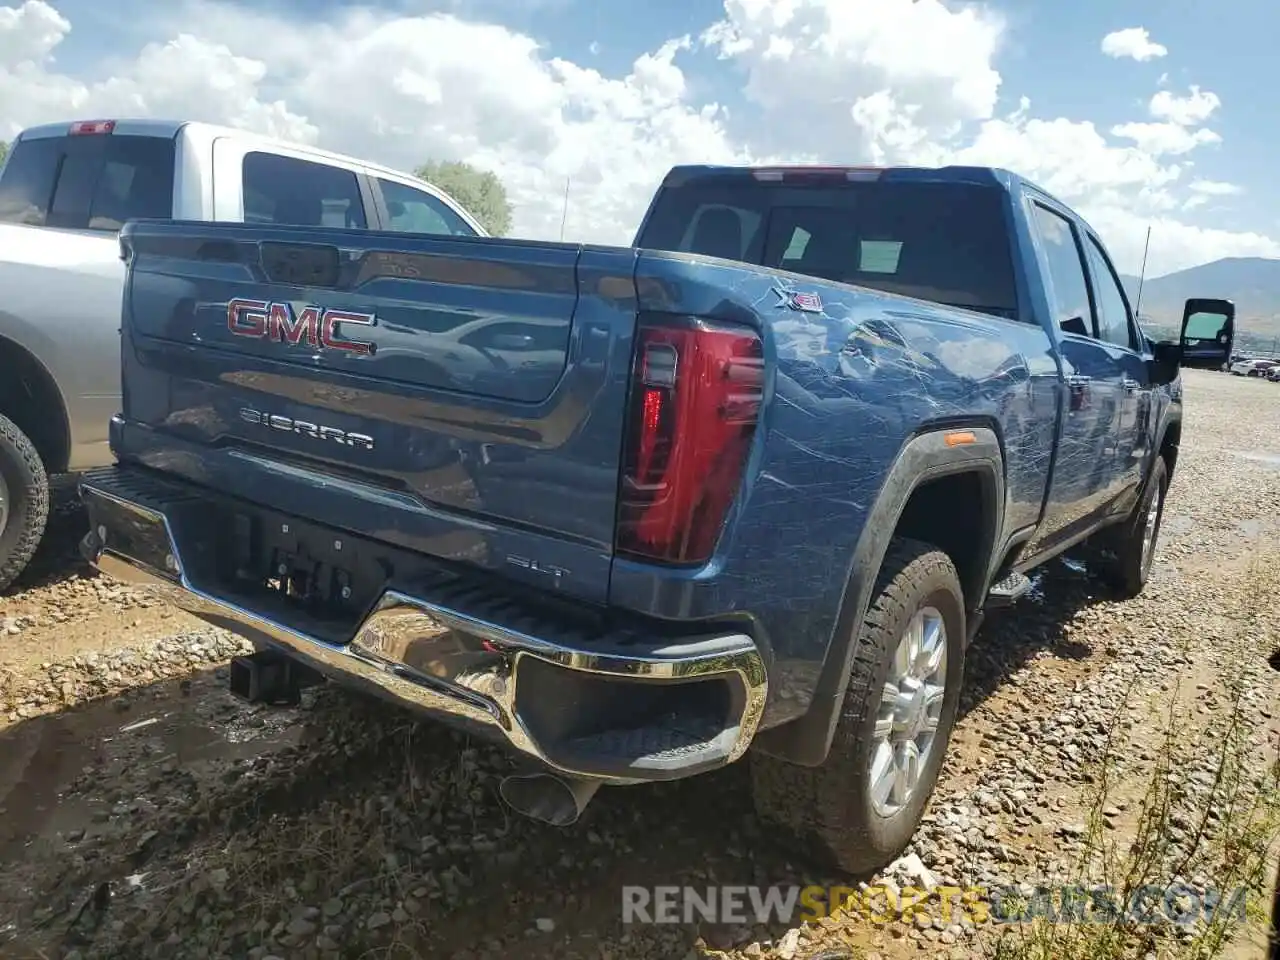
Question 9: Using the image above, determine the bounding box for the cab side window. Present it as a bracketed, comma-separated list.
[1030, 202, 1093, 337]
[1084, 235, 1137, 350]
[242, 152, 368, 229]
[377, 178, 477, 237]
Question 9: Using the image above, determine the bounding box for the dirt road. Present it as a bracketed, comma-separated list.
[2, 368, 1280, 960]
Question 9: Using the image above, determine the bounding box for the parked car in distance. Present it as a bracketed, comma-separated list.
[1230, 357, 1280, 377]
[0, 118, 486, 591]
[81, 163, 1220, 877]
[1267, 366, 1280, 382]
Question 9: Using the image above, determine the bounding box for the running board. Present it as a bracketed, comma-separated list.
[985, 571, 1032, 609]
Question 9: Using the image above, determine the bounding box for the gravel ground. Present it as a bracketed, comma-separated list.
[2, 368, 1279, 960]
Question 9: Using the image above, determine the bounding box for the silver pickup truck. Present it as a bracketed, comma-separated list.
[0, 118, 486, 590]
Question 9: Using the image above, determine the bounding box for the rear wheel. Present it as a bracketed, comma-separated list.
[0, 413, 49, 593]
[1094, 455, 1168, 599]
[749, 537, 965, 875]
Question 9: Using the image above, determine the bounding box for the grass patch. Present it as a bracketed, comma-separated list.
[986, 557, 1280, 960]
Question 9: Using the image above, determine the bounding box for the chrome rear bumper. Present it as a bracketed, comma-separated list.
[79, 466, 768, 785]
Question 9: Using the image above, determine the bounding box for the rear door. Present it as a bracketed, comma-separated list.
[210, 137, 378, 229]
[1022, 199, 1131, 554]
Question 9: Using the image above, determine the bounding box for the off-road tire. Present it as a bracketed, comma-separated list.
[1094, 454, 1168, 599]
[0, 413, 49, 593]
[749, 537, 965, 876]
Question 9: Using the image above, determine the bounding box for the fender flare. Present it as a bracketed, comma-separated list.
[0, 330, 72, 473]
[1152, 408, 1182, 479]
[752, 425, 1005, 767]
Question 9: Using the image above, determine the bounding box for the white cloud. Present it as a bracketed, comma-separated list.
[1181, 180, 1243, 212]
[1189, 179, 1244, 196]
[0, 2, 315, 143]
[1110, 121, 1220, 156]
[0, 0, 62, 60]
[847, 89, 1261, 275]
[0, 0, 1271, 277]
[1100, 27, 1168, 62]
[703, 0, 1004, 149]
[1149, 85, 1221, 126]
[1090, 212, 1280, 274]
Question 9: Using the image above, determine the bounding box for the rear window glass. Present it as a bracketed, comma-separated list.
[0, 133, 174, 231]
[637, 177, 1019, 320]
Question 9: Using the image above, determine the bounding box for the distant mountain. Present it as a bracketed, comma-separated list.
[1121, 258, 1280, 328]
[1118, 274, 1142, 305]
[1114, 258, 1280, 352]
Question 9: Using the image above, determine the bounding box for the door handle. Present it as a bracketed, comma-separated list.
[1065, 374, 1090, 411]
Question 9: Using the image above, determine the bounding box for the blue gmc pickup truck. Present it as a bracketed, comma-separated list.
[77, 164, 1228, 876]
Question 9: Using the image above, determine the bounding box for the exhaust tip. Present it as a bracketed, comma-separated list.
[499, 772, 601, 827]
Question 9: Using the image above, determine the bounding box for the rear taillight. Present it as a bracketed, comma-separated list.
[616, 315, 765, 566]
[69, 120, 116, 136]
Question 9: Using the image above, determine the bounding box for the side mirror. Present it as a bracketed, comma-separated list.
[1149, 340, 1182, 386]
[1178, 297, 1235, 370]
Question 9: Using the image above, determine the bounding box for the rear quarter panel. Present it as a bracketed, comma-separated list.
[614, 251, 1062, 728]
[0, 224, 125, 470]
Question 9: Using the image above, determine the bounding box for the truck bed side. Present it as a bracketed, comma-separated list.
[622, 250, 1061, 740]
[0, 223, 125, 471]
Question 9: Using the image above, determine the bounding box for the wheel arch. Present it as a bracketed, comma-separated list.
[752, 424, 1006, 767]
[0, 332, 71, 475]
[1156, 415, 1182, 482]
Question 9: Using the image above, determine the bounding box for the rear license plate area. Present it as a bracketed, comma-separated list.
[205, 503, 384, 640]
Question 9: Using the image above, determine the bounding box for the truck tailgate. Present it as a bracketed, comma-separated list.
[115, 220, 641, 604]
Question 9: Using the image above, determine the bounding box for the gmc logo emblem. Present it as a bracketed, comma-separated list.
[227, 298, 376, 356]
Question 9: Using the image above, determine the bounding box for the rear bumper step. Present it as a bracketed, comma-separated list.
[77, 465, 768, 784]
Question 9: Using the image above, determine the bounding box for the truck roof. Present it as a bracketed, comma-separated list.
[660, 162, 1067, 208]
[15, 118, 429, 187]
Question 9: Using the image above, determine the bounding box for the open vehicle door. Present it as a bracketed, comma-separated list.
[1178, 298, 1235, 370]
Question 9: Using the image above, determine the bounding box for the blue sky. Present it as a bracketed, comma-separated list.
[4, 0, 1277, 275]
[999, 1, 1278, 227]
[463, 0, 1279, 242]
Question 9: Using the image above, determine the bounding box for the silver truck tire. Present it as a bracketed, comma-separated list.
[0, 413, 49, 593]
[749, 537, 965, 875]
